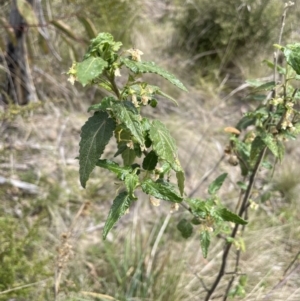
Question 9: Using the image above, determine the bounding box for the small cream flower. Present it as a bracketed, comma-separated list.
[127, 48, 144, 62]
[67, 75, 76, 85]
[150, 196, 160, 207]
[126, 140, 134, 149]
[131, 94, 139, 107]
[170, 203, 179, 213]
[249, 200, 259, 210]
[114, 68, 121, 77]
[141, 95, 149, 105]
[281, 120, 288, 130]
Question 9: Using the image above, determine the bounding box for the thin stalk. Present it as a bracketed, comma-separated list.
[204, 147, 267, 301]
[274, 2, 293, 84]
[222, 218, 247, 301]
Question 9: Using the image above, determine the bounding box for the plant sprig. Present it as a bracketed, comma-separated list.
[68, 32, 247, 257]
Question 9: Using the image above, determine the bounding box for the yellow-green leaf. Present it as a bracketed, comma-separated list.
[76, 57, 108, 86]
[149, 120, 181, 172]
[16, 0, 39, 27]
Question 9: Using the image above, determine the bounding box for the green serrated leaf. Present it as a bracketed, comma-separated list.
[254, 81, 276, 92]
[112, 102, 144, 146]
[79, 111, 116, 188]
[96, 159, 132, 180]
[114, 143, 127, 157]
[141, 117, 152, 132]
[282, 43, 300, 75]
[134, 143, 142, 157]
[245, 79, 265, 87]
[233, 138, 250, 176]
[250, 136, 265, 166]
[87, 97, 116, 112]
[217, 208, 247, 225]
[261, 191, 271, 203]
[122, 148, 136, 166]
[237, 181, 247, 191]
[262, 60, 286, 75]
[176, 170, 185, 196]
[236, 115, 255, 131]
[157, 90, 178, 106]
[103, 191, 133, 239]
[177, 219, 193, 239]
[159, 162, 172, 175]
[145, 133, 152, 148]
[121, 58, 188, 91]
[99, 81, 113, 92]
[208, 173, 228, 195]
[125, 173, 139, 199]
[200, 230, 211, 258]
[149, 120, 181, 172]
[84, 32, 122, 61]
[261, 133, 279, 158]
[142, 150, 158, 170]
[141, 179, 183, 203]
[262, 160, 273, 170]
[150, 98, 158, 108]
[245, 94, 269, 102]
[186, 198, 208, 218]
[77, 57, 108, 86]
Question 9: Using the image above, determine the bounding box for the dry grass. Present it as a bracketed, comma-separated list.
[1, 81, 300, 300]
[1, 1, 300, 300]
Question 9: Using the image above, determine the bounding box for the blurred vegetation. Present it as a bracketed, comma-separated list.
[171, 0, 298, 81]
[0, 0, 138, 105]
[0, 216, 52, 300]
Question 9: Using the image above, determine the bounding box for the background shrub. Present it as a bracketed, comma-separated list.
[171, 0, 295, 79]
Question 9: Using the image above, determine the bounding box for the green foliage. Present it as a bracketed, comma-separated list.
[217, 208, 247, 225]
[103, 191, 133, 239]
[76, 57, 108, 86]
[177, 219, 193, 239]
[69, 32, 190, 240]
[141, 179, 183, 203]
[171, 0, 289, 75]
[200, 230, 211, 259]
[0, 217, 51, 300]
[79, 111, 116, 188]
[142, 150, 158, 171]
[280, 43, 300, 75]
[208, 172, 227, 195]
[228, 275, 248, 298]
[69, 32, 300, 260]
[121, 58, 188, 91]
[149, 120, 182, 172]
